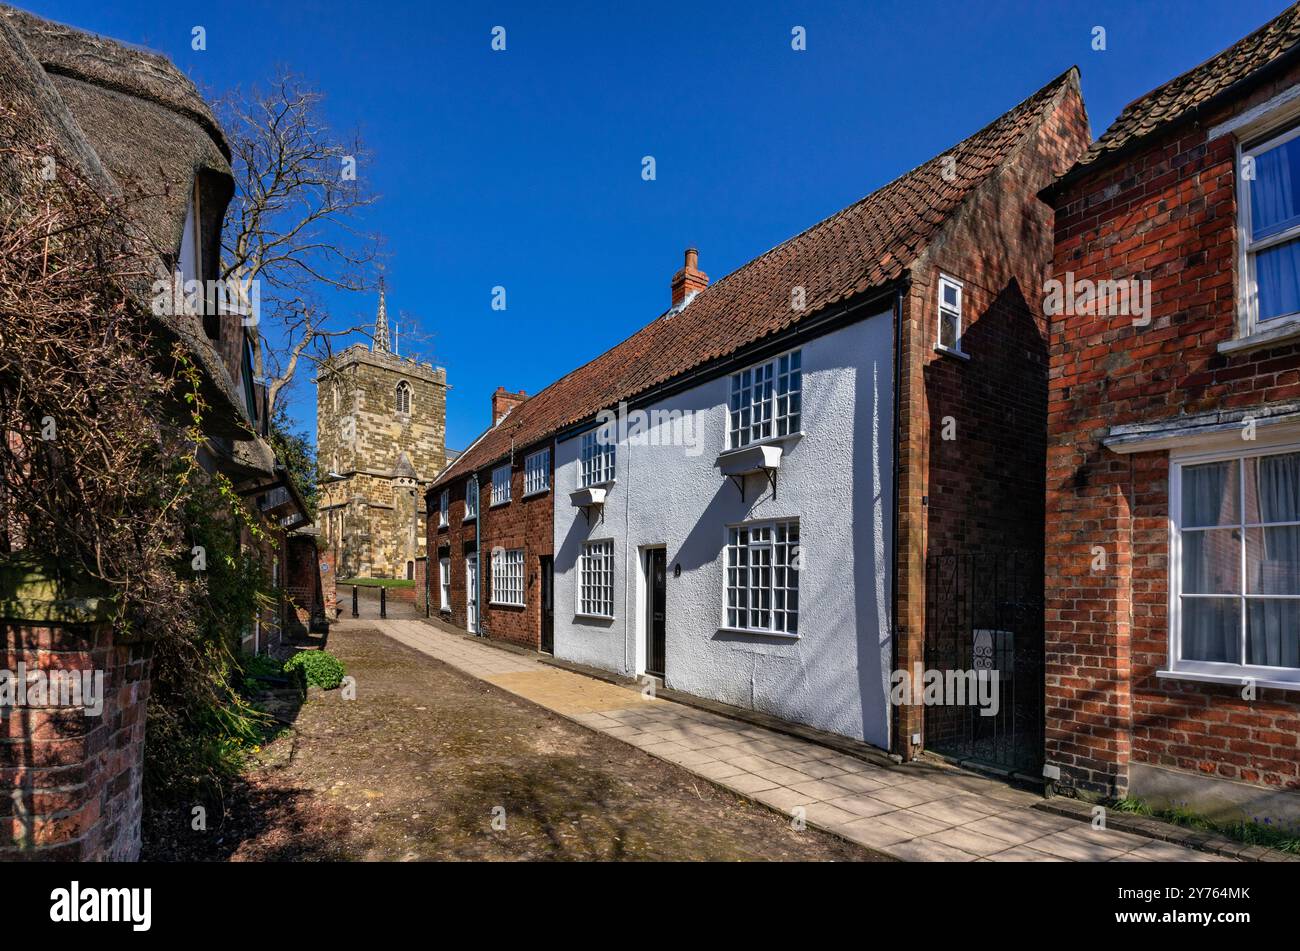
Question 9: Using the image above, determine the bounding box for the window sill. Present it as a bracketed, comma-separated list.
[522, 488, 551, 499]
[489, 600, 525, 609]
[933, 343, 970, 361]
[439, 607, 451, 615]
[489, 500, 511, 508]
[1156, 668, 1300, 692]
[462, 515, 477, 523]
[575, 612, 615, 621]
[1218, 320, 1300, 355]
[717, 626, 800, 640]
[578, 479, 616, 491]
[723, 432, 804, 456]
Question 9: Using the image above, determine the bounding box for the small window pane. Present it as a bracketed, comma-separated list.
[1244, 451, 1300, 524]
[942, 282, 960, 309]
[1254, 237, 1300, 322]
[1246, 599, 1300, 667]
[1181, 528, 1241, 594]
[1246, 526, 1300, 595]
[1180, 597, 1240, 663]
[1181, 461, 1239, 527]
[1249, 135, 1300, 241]
[938, 309, 959, 350]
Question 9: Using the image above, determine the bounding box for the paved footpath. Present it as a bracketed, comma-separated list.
[354, 618, 1227, 862]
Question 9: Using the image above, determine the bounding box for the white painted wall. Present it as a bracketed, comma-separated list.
[552, 311, 894, 748]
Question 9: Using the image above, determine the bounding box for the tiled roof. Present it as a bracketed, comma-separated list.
[1070, 2, 1300, 175]
[432, 70, 1077, 490]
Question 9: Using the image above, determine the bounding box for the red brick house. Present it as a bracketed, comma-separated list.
[429, 388, 556, 650]
[430, 72, 1089, 760]
[1043, 4, 1300, 822]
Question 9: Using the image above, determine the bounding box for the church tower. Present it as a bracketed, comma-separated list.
[316, 287, 448, 579]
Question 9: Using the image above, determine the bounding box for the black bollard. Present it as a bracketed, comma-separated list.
[380, 585, 387, 619]
[351, 585, 358, 618]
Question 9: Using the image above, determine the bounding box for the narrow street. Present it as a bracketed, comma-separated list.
[143, 616, 1231, 862]
[143, 622, 879, 861]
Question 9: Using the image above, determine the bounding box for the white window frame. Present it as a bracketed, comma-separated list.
[578, 539, 615, 619]
[1237, 123, 1300, 340]
[727, 349, 803, 450]
[935, 274, 966, 356]
[722, 518, 801, 637]
[491, 547, 525, 607]
[1166, 437, 1300, 689]
[491, 464, 512, 506]
[439, 557, 451, 612]
[580, 430, 616, 488]
[524, 447, 551, 496]
[438, 489, 449, 528]
[464, 477, 478, 521]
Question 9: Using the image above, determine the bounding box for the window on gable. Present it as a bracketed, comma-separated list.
[491, 464, 512, 505]
[1172, 446, 1300, 680]
[395, 380, 412, 415]
[936, 275, 964, 354]
[1241, 125, 1300, 336]
[728, 350, 801, 449]
[464, 477, 478, 520]
[524, 447, 551, 496]
[725, 519, 800, 635]
[578, 540, 614, 617]
[491, 548, 525, 606]
[580, 430, 615, 488]
[438, 489, 449, 528]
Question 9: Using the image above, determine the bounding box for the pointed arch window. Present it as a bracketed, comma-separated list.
[395, 380, 412, 415]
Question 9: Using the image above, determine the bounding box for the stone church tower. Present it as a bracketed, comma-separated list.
[316, 287, 448, 578]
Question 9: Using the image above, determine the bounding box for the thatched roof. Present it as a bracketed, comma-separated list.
[0, 4, 252, 441]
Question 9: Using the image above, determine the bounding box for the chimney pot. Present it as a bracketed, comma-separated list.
[670, 247, 708, 309]
[492, 386, 527, 425]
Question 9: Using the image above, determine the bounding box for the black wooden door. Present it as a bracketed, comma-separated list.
[647, 549, 667, 676]
[539, 555, 554, 653]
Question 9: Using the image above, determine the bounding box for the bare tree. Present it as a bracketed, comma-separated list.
[215, 69, 379, 419]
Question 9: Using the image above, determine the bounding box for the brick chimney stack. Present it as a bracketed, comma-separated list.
[670, 248, 709, 309]
[492, 386, 527, 424]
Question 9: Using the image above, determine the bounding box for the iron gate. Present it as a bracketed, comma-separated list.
[923, 551, 1043, 774]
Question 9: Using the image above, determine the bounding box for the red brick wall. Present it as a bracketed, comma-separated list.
[430, 442, 554, 650]
[0, 621, 151, 861]
[1045, 61, 1300, 796]
[893, 75, 1092, 757]
[284, 534, 324, 640]
[413, 556, 428, 614]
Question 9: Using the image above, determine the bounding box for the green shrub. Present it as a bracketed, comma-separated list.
[284, 650, 346, 690]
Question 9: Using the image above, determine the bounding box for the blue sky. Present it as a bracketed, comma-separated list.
[25, 0, 1294, 452]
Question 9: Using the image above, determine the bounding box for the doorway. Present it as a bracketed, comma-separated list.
[539, 555, 554, 653]
[645, 548, 666, 677]
[923, 550, 1043, 774]
[466, 553, 479, 634]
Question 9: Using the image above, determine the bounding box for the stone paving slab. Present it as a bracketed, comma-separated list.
[355, 618, 1231, 863]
